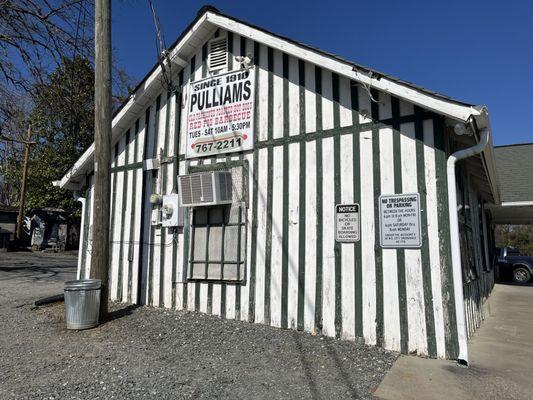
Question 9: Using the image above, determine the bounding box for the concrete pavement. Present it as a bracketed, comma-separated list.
[374, 283, 533, 400]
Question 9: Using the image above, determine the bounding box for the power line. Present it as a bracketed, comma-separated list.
[147, 0, 176, 92]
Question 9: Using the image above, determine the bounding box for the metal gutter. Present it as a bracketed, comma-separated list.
[447, 127, 491, 365]
[73, 191, 87, 279]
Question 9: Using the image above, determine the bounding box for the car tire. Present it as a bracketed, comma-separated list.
[512, 266, 531, 284]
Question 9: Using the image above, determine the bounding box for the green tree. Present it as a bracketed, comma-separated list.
[495, 225, 533, 256]
[26, 56, 95, 211]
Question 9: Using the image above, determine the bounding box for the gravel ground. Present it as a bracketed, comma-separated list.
[0, 251, 397, 399]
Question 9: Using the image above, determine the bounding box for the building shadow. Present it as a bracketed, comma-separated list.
[292, 331, 320, 400]
[324, 340, 360, 399]
[100, 304, 142, 324]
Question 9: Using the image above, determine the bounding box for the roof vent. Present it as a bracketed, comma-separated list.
[208, 37, 228, 73]
[178, 171, 233, 207]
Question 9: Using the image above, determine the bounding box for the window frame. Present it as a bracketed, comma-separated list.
[186, 160, 249, 283]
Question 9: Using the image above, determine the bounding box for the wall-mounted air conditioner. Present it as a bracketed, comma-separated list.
[178, 171, 233, 207]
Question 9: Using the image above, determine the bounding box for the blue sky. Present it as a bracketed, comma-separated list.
[112, 0, 532, 146]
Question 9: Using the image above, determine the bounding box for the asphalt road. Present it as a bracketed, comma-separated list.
[0, 251, 396, 399]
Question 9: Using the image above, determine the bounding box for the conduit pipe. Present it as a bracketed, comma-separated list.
[73, 191, 87, 280]
[447, 127, 490, 365]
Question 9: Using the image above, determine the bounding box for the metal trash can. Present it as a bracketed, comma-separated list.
[64, 279, 101, 330]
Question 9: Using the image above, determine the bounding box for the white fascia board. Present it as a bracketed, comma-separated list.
[58, 14, 209, 189]
[206, 12, 500, 203]
[206, 12, 480, 123]
[172, 56, 188, 68]
[57, 143, 94, 188]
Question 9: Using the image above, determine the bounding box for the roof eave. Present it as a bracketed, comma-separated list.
[59, 8, 493, 191]
[58, 12, 212, 189]
[205, 12, 481, 123]
[469, 107, 500, 205]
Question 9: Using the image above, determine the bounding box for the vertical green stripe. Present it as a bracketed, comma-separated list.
[137, 107, 151, 304]
[296, 59, 306, 331]
[148, 169, 157, 306]
[433, 116, 458, 359]
[414, 106, 437, 357]
[181, 169, 190, 310]
[159, 91, 171, 308]
[281, 52, 289, 329]
[227, 31, 233, 70]
[234, 35, 247, 320]
[176, 71, 187, 309]
[248, 41, 260, 322]
[182, 56, 195, 311]
[148, 94, 162, 306]
[264, 46, 274, 325]
[371, 89, 384, 347]
[117, 130, 131, 301]
[314, 66, 323, 334]
[332, 72, 342, 338]
[235, 162, 243, 320]
[194, 175, 201, 314]
[392, 97, 408, 354]
[220, 153, 229, 316]
[171, 74, 182, 309]
[206, 156, 216, 315]
[217, 33, 232, 316]
[128, 119, 140, 303]
[199, 43, 213, 313]
[240, 36, 246, 57]
[351, 82, 363, 338]
[202, 42, 208, 73]
[221, 147, 229, 317]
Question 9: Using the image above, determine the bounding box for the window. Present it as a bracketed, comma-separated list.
[187, 162, 248, 282]
[208, 37, 228, 73]
[189, 204, 246, 281]
[507, 248, 521, 256]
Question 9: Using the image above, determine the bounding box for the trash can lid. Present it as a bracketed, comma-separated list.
[64, 279, 102, 291]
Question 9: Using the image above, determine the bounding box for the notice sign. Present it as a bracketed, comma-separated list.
[335, 204, 360, 242]
[379, 193, 422, 248]
[186, 68, 255, 159]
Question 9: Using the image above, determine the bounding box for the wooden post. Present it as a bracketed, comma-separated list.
[16, 125, 31, 242]
[91, 0, 112, 320]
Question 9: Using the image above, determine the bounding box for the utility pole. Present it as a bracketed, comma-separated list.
[91, 0, 111, 320]
[16, 126, 31, 241]
[1, 127, 35, 243]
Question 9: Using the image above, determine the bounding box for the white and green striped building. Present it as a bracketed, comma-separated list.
[57, 6, 500, 363]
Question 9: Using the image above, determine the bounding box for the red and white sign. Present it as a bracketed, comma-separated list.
[186, 68, 255, 158]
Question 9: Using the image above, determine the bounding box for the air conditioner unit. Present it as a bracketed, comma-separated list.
[178, 171, 233, 207]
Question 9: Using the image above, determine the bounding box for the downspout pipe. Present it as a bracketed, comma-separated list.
[73, 191, 87, 280]
[447, 127, 490, 365]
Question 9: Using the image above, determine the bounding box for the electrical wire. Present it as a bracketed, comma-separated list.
[352, 67, 383, 105]
[147, 0, 177, 93]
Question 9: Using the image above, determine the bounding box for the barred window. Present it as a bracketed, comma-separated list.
[189, 204, 245, 282]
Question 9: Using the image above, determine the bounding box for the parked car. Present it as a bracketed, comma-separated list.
[495, 247, 533, 284]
